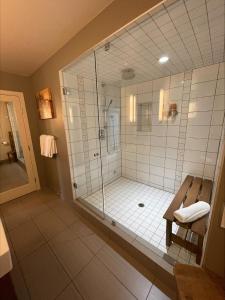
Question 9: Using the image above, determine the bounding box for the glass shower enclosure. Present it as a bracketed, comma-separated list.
[60, 0, 225, 265]
[61, 50, 121, 218]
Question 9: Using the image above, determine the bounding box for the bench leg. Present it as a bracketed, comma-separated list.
[166, 220, 172, 247]
[196, 235, 204, 264]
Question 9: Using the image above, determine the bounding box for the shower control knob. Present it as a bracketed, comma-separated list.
[94, 152, 99, 157]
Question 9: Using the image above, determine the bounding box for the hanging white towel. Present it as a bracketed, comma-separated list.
[173, 201, 210, 223]
[40, 135, 57, 158]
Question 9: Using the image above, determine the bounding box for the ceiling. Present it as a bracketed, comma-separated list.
[0, 0, 114, 76]
[65, 0, 225, 87]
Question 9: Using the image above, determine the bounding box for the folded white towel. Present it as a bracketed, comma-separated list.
[40, 135, 57, 158]
[174, 201, 210, 223]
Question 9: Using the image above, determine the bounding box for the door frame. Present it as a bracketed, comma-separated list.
[0, 90, 40, 204]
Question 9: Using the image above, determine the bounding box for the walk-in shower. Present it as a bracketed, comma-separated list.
[60, 0, 225, 266]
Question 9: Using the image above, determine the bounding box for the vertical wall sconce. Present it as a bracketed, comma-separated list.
[159, 89, 164, 122]
[129, 94, 136, 123]
[69, 107, 73, 124]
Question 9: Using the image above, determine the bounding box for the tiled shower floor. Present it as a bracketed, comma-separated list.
[84, 177, 197, 265]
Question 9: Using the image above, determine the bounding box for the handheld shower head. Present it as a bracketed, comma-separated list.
[104, 99, 113, 112]
[107, 99, 113, 109]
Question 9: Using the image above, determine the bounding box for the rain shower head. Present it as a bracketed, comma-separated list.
[121, 68, 135, 80]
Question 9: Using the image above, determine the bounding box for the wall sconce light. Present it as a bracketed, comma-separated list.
[36, 88, 54, 119]
[69, 107, 73, 124]
[129, 94, 136, 123]
[41, 89, 51, 101]
[159, 89, 164, 122]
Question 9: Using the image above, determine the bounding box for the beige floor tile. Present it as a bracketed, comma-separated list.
[21, 189, 60, 208]
[9, 220, 45, 260]
[19, 191, 47, 204]
[152, 278, 175, 300]
[3, 210, 31, 231]
[51, 203, 80, 225]
[44, 194, 66, 208]
[20, 244, 70, 300]
[55, 283, 83, 300]
[21, 199, 50, 217]
[75, 257, 136, 300]
[10, 263, 30, 300]
[0, 199, 24, 217]
[2, 189, 173, 300]
[81, 233, 106, 254]
[33, 210, 66, 240]
[49, 227, 77, 244]
[69, 219, 94, 238]
[147, 285, 171, 300]
[97, 245, 152, 300]
[49, 231, 93, 278]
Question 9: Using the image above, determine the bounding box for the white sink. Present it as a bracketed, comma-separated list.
[0, 218, 12, 278]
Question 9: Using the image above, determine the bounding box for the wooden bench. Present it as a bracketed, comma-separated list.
[174, 264, 225, 300]
[163, 175, 213, 264]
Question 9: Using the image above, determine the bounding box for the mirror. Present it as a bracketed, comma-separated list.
[0, 100, 28, 192]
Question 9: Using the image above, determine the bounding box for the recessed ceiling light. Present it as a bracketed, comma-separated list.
[159, 56, 169, 64]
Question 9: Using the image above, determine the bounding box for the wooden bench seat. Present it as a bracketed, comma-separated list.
[163, 176, 213, 264]
[174, 264, 225, 300]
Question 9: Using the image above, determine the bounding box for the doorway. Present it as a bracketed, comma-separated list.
[0, 90, 40, 203]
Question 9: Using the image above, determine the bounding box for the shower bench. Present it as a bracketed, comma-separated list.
[163, 175, 213, 264]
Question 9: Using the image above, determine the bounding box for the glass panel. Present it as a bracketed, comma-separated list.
[95, 45, 122, 218]
[61, 52, 105, 217]
[0, 100, 28, 192]
[60, 0, 225, 266]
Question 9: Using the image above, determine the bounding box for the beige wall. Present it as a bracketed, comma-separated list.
[0, 71, 45, 186]
[31, 0, 162, 200]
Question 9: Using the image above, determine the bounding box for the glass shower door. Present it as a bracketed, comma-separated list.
[61, 52, 105, 218]
[94, 45, 122, 220]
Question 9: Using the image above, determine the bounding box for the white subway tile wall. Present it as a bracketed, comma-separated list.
[121, 62, 225, 193]
[65, 0, 224, 87]
[62, 62, 224, 196]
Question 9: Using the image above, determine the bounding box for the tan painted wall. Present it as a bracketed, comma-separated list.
[31, 0, 162, 200]
[0, 71, 45, 186]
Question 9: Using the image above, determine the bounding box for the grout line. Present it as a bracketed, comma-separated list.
[201, 64, 220, 179]
[91, 255, 139, 300]
[4, 224, 33, 300]
[151, 7, 187, 70]
[204, 0, 215, 64]
[146, 283, 153, 300]
[164, 1, 201, 68]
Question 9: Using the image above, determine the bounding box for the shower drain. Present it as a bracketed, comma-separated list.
[138, 203, 145, 207]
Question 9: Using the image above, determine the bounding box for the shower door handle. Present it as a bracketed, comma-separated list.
[99, 129, 105, 140]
